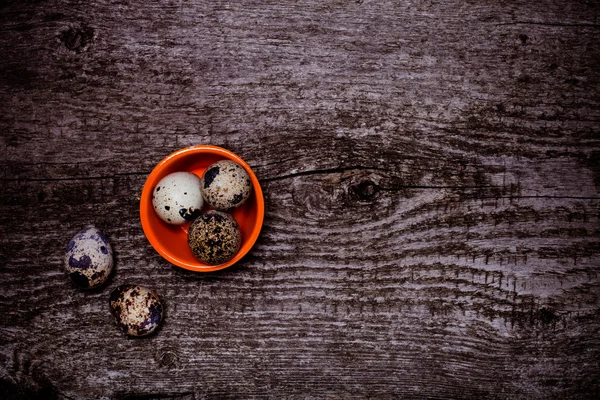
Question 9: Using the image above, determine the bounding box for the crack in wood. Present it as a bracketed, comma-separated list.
[495, 21, 600, 28]
[260, 166, 391, 182]
[0, 172, 149, 182]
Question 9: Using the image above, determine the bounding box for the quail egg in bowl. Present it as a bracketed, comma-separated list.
[201, 160, 252, 210]
[152, 172, 203, 225]
[188, 210, 242, 265]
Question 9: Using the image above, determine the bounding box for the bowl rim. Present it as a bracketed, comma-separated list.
[140, 145, 264, 272]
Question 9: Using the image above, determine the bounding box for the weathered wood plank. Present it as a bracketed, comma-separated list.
[1, 0, 600, 398]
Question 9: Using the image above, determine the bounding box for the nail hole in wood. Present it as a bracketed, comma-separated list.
[60, 26, 94, 53]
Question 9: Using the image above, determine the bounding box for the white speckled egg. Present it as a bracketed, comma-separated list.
[152, 172, 203, 225]
[200, 160, 252, 210]
[64, 225, 113, 289]
[110, 285, 164, 337]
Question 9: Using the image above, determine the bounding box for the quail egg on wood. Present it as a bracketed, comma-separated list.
[188, 210, 241, 265]
[109, 285, 164, 337]
[200, 160, 252, 210]
[64, 225, 113, 289]
[153, 172, 203, 225]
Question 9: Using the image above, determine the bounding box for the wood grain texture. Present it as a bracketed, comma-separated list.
[1, 0, 600, 398]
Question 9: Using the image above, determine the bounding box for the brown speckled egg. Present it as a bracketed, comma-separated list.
[188, 210, 241, 265]
[64, 225, 113, 289]
[200, 160, 252, 210]
[110, 285, 164, 337]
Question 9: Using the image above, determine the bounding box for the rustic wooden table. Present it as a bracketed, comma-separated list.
[1, 0, 600, 398]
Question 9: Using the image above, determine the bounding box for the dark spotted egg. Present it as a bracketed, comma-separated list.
[109, 285, 164, 337]
[200, 160, 252, 210]
[152, 172, 204, 225]
[64, 225, 113, 289]
[188, 210, 241, 265]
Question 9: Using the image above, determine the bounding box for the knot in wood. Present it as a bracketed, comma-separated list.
[156, 350, 179, 369]
[60, 26, 94, 53]
[537, 307, 559, 325]
[518, 34, 529, 44]
[351, 180, 380, 200]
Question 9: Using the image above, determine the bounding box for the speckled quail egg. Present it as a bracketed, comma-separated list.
[153, 172, 203, 225]
[64, 225, 113, 289]
[200, 160, 252, 210]
[109, 284, 164, 337]
[188, 210, 242, 265]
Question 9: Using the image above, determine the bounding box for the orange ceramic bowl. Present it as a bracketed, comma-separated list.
[140, 145, 264, 272]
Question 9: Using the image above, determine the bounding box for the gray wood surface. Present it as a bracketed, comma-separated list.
[1, 0, 600, 398]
